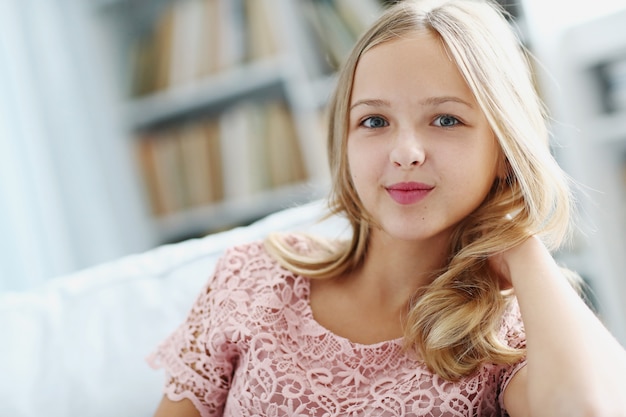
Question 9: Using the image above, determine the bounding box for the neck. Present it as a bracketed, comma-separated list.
[348, 228, 451, 311]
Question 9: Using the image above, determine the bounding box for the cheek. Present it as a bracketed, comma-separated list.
[466, 155, 500, 196]
[351, 142, 377, 160]
[347, 141, 373, 193]
[444, 146, 498, 197]
[347, 140, 362, 176]
[348, 137, 380, 167]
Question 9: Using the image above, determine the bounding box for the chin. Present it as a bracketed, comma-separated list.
[376, 222, 432, 242]
[375, 216, 452, 244]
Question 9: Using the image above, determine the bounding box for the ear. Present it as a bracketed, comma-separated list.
[492, 133, 510, 180]
[496, 152, 510, 180]
[497, 159, 508, 180]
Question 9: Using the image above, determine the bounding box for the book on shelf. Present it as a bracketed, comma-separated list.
[136, 129, 187, 216]
[135, 99, 307, 218]
[168, 0, 208, 87]
[297, 0, 382, 72]
[245, 0, 279, 61]
[334, 0, 382, 35]
[178, 120, 224, 207]
[219, 101, 269, 199]
[136, 121, 221, 217]
[299, 0, 352, 71]
[215, 0, 247, 72]
[152, 2, 176, 92]
[197, 0, 221, 77]
[136, 133, 165, 215]
[128, 0, 278, 97]
[128, 33, 155, 97]
[265, 100, 308, 187]
[220, 99, 307, 199]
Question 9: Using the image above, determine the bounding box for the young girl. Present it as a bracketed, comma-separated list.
[148, 0, 626, 416]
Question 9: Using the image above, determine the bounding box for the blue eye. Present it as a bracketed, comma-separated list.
[433, 114, 461, 127]
[361, 116, 388, 128]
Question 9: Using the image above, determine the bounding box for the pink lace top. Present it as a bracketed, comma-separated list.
[147, 237, 526, 417]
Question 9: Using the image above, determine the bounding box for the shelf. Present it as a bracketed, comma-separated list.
[93, 0, 377, 246]
[94, 0, 168, 12]
[93, 0, 121, 8]
[126, 57, 286, 130]
[155, 180, 329, 242]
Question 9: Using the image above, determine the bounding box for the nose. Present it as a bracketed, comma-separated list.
[389, 131, 426, 169]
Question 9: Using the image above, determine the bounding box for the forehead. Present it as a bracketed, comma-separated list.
[351, 31, 476, 107]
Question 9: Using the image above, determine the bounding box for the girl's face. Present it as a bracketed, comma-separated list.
[347, 31, 502, 244]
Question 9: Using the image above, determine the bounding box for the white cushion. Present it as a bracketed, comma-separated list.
[0, 200, 349, 417]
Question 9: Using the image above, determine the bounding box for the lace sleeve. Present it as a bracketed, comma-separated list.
[147, 252, 241, 417]
[497, 297, 527, 415]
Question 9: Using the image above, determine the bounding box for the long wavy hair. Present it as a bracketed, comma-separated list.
[265, 0, 576, 380]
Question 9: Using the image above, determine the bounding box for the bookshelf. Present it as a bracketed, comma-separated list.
[90, 0, 531, 247]
[550, 9, 626, 343]
[92, 0, 384, 243]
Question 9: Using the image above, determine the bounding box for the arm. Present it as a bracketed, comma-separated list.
[494, 236, 626, 417]
[147, 251, 240, 417]
[153, 396, 202, 417]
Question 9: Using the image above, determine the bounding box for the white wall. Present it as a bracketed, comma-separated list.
[522, 1, 626, 344]
[0, 0, 156, 291]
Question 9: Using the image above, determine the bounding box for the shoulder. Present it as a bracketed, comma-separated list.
[219, 233, 323, 264]
[210, 235, 315, 300]
[499, 296, 526, 350]
[265, 231, 350, 263]
[211, 239, 284, 290]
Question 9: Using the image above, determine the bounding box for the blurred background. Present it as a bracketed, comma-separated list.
[0, 0, 625, 343]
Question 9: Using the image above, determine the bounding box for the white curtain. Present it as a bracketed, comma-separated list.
[0, 0, 154, 291]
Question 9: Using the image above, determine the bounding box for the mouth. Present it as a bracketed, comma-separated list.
[385, 182, 434, 205]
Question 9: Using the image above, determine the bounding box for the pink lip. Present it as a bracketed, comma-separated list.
[386, 182, 433, 205]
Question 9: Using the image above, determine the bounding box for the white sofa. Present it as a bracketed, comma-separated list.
[0, 200, 348, 417]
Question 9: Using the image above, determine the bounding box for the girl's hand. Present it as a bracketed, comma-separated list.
[487, 235, 545, 289]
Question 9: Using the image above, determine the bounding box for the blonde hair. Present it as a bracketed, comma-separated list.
[266, 0, 575, 380]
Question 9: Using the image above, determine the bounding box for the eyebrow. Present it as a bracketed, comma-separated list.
[421, 96, 474, 108]
[349, 96, 474, 111]
[349, 98, 390, 111]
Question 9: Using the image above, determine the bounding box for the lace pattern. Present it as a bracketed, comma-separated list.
[147, 237, 526, 417]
